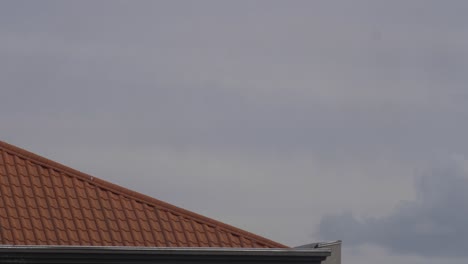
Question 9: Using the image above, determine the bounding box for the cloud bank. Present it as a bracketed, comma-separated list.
[319, 162, 468, 257]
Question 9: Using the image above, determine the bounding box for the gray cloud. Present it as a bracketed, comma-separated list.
[2, 1, 468, 263]
[2, 1, 468, 159]
[319, 162, 468, 257]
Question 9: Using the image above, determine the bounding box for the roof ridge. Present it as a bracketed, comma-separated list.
[0, 140, 287, 248]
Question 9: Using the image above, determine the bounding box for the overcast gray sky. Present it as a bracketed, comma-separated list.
[2, 1, 468, 263]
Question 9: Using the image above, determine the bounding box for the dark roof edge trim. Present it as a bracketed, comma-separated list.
[0, 246, 330, 263]
[0, 246, 330, 255]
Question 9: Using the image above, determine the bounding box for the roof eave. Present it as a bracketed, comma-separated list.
[0, 246, 330, 263]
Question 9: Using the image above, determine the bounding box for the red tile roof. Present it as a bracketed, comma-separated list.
[0, 141, 286, 248]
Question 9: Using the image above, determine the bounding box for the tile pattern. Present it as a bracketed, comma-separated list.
[0, 141, 286, 248]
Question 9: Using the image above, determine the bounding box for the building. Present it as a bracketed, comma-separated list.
[296, 240, 342, 264]
[0, 141, 335, 263]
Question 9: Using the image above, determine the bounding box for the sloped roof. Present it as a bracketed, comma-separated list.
[0, 141, 286, 248]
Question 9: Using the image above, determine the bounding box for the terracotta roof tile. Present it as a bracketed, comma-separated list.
[0, 140, 287, 248]
[204, 225, 220, 246]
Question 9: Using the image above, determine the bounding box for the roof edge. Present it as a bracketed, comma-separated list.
[0, 245, 330, 255]
[294, 240, 342, 249]
[0, 246, 330, 264]
[0, 140, 287, 248]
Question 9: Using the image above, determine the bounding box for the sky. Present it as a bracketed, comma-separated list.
[1, 1, 468, 263]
